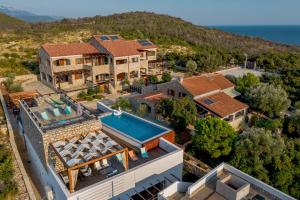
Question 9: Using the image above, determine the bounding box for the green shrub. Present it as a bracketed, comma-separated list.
[77, 91, 86, 99]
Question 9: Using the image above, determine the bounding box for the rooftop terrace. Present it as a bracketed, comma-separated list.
[162, 163, 295, 200]
[20, 93, 95, 132]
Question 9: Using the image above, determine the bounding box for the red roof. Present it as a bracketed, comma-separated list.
[92, 35, 157, 57]
[181, 74, 234, 96]
[195, 92, 248, 118]
[42, 43, 99, 57]
[136, 91, 168, 103]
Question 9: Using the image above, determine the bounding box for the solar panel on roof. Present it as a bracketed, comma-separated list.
[110, 35, 119, 40]
[100, 36, 110, 40]
[204, 98, 215, 105]
[138, 39, 153, 46]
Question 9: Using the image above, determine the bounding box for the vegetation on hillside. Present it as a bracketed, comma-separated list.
[0, 13, 26, 29]
[0, 12, 300, 77]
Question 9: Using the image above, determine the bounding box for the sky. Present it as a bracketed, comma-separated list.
[1, 0, 300, 25]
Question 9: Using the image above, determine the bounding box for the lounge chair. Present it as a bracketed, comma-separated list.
[67, 158, 81, 166]
[101, 158, 110, 168]
[41, 112, 51, 121]
[129, 150, 138, 161]
[83, 153, 92, 161]
[51, 98, 65, 105]
[140, 147, 149, 159]
[65, 105, 72, 115]
[94, 161, 102, 171]
[116, 153, 123, 164]
[53, 108, 62, 117]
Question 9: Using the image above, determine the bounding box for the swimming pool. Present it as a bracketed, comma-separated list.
[100, 112, 169, 143]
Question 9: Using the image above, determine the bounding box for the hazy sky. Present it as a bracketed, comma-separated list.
[1, 0, 300, 25]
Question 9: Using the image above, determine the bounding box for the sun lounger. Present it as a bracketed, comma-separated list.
[67, 158, 81, 166]
[129, 150, 138, 161]
[51, 98, 65, 105]
[61, 149, 71, 157]
[83, 153, 92, 161]
[53, 108, 62, 117]
[65, 105, 72, 115]
[140, 147, 149, 159]
[53, 141, 66, 148]
[41, 112, 51, 121]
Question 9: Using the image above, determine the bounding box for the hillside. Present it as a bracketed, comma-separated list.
[0, 12, 300, 77]
[0, 12, 26, 29]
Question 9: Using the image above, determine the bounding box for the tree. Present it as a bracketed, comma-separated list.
[137, 103, 149, 117]
[230, 128, 300, 197]
[111, 97, 131, 110]
[245, 83, 291, 117]
[186, 60, 197, 74]
[171, 97, 197, 130]
[156, 97, 197, 130]
[161, 72, 172, 82]
[192, 117, 236, 158]
[235, 73, 260, 95]
[156, 98, 174, 119]
[149, 75, 159, 84]
[283, 115, 300, 138]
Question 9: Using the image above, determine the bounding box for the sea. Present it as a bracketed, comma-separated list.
[210, 25, 300, 47]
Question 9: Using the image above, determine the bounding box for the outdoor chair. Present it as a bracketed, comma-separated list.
[67, 158, 81, 166]
[140, 147, 149, 159]
[53, 108, 62, 117]
[65, 105, 72, 115]
[41, 111, 51, 121]
[129, 150, 138, 161]
[60, 173, 69, 185]
[94, 161, 102, 171]
[116, 153, 123, 164]
[101, 158, 110, 168]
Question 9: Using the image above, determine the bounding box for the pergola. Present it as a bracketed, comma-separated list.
[51, 132, 129, 192]
[8, 90, 39, 108]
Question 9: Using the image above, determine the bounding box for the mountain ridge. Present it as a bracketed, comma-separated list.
[0, 5, 63, 23]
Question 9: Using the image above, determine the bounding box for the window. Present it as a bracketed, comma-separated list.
[146, 51, 156, 57]
[54, 59, 70, 66]
[47, 75, 52, 83]
[41, 72, 46, 80]
[167, 89, 175, 96]
[110, 35, 119, 40]
[74, 73, 83, 80]
[131, 57, 139, 63]
[95, 57, 106, 66]
[116, 59, 127, 65]
[75, 58, 83, 65]
[84, 57, 92, 64]
[96, 74, 109, 81]
[57, 75, 69, 83]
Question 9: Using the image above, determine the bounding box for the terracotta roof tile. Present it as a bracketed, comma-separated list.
[92, 35, 156, 57]
[195, 92, 248, 118]
[181, 74, 234, 96]
[42, 43, 99, 57]
[136, 91, 168, 103]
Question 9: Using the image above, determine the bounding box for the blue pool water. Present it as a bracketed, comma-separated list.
[100, 113, 167, 142]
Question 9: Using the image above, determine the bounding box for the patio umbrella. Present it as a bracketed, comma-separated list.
[77, 103, 83, 116]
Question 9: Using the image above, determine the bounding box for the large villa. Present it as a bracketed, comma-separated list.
[38, 35, 161, 93]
